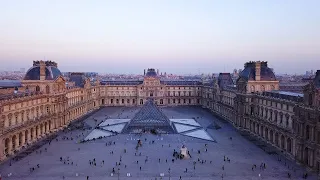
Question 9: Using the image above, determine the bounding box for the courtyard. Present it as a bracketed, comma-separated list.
[0, 106, 317, 180]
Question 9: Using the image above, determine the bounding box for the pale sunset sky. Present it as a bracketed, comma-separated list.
[0, 0, 319, 74]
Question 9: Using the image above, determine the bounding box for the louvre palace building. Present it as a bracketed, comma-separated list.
[0, 60, 319, 174]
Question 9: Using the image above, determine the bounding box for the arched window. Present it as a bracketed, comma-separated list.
[36, 86, 40, 92]
[270, 85, 275, 90]
[45, 85, 50, 94]
[261, 85, 265, 92]
[251, 85, 255, 93]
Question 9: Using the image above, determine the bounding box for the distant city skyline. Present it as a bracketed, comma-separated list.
[1, 0, 319, 74]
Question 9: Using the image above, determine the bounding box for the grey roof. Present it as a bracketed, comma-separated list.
[314, 70, 320, 88]
[263, 90, 304, 102]
[161, 80, 202, 86]
[69, 73, 86, 88]
[218, 73, 234, 89]
[145, 68, 157, 77]
[0, 80, 22, 88]
[101, 80, 143, 85]
[123, 99, 176, 133]
[239, 62, 276, 81]
[24, 66, 62, 80]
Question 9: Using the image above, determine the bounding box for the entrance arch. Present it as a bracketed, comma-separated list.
[287, 138, 292, 153]
[12, 135, 17, 150]
[281, 135, 285, 149]
[4, 138, 10, 155]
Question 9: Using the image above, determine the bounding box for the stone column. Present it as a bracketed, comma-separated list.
[27, 130, 31, 143]
[8, 139, 12, 154]
[20, 133, 24, 146]
[33, 128, 36, 141]
[14, 136, 19, 150]
[0, 138, 4, 161]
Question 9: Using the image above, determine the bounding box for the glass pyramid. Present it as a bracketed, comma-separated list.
[123, 99, 176, 133]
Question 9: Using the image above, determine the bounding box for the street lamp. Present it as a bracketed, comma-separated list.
[168, 168, 171, 180]
[118, 168, 120, 180]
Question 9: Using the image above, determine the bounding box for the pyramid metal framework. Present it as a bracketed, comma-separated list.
[123, 99, 176, 133]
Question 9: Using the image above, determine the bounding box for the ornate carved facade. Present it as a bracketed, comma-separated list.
[0, 61, 319, 175]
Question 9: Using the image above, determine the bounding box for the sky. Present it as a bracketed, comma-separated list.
[0, 0, 319, 74]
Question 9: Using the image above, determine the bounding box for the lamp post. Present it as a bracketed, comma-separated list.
[168, 168, 171, 180]
[118, 168, 120, 180]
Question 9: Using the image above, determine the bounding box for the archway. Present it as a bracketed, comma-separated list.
[270, 130, 274, 143]
[45, 122, 48, 133]
[36, 86, 40, 92]
[40, 124, 44, 135]
[31, 128, 34, 140]
[275, 133, 279, 147]
[19, 132, 23, 147]
[4, 138, 9, 155]
[281, 135, 285, 149]
[306, 125, 310, 140]
[287, 138, 292, 153]
[304, 147, 309, 165]
[265, 128, 269, 141]
[12, 135, 17, 150]
[45, 85, 50, 94]
[25, 130, 29, 143]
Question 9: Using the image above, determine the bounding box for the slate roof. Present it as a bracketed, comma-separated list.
[69, 73, 86, 88]
[0, 80, 22, 88]
[314, 70, 320, 89]
[161, 80, 202, 86]
[145, 68, 157, 77]
[239, 62, 276, 81]
[218, 73, 234, 89]
[123, 99, 176, 133]
[101, 80, 143, 85]
[24, 66, 62, 80]
[263, 90, 304, 102]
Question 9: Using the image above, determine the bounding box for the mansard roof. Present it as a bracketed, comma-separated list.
[0, 80, 22, 88]
[218, 73, 234, 89]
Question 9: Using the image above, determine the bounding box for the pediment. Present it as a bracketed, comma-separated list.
[54, 75, 66, 83]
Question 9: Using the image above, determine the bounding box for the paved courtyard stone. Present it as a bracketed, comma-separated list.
[0, 106, 317, 180]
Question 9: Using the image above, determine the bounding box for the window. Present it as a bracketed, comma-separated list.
[173, 99, 176, 103]
[122, 99, 124, 104]
[127, 99, 130, 103]
[111, 99, 113, 104]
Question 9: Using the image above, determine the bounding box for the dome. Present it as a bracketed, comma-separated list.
[239, 61, 276, 81]
[24, 61, 62, 80]
[145, 68, 157, 77]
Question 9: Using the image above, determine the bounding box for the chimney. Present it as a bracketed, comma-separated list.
[40, 60, 46, 80]
[255, 61, 261, 81]
[144, 69, 146, 75]
[157, 69, 159, 75]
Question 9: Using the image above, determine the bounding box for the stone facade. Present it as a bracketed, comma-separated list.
[0, 61, 319, 175]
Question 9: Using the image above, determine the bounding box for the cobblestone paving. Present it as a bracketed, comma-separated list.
[0, 106, 317, 180]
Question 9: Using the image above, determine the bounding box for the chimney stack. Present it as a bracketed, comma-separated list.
[40, 60, 46, 80]
[157, 69, 159, 75]
[144, 69, 146, 75]
[255, 61, 261, 81]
